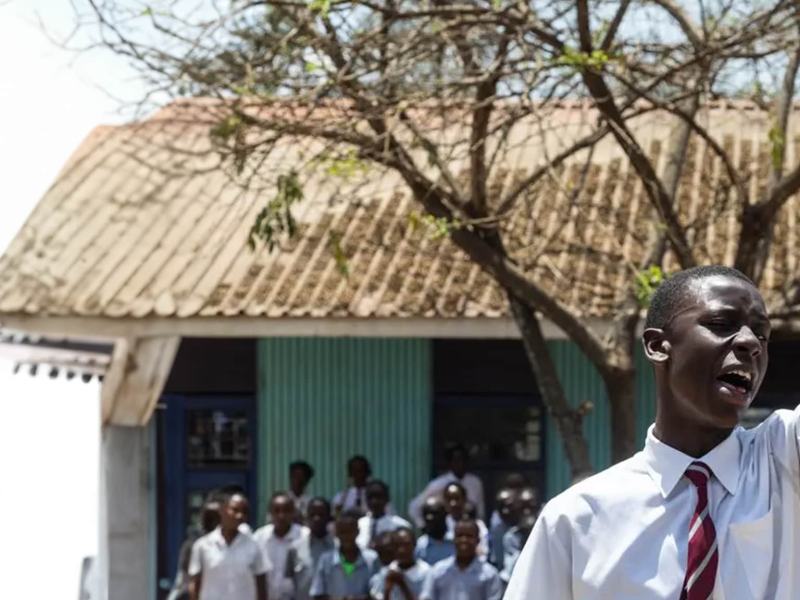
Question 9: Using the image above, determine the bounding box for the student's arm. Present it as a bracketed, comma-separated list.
[309, 554, 329, 599]
[187, 540, 203, 600]
[256, 573, 268, 600]
[418, 569, 436, 600]
[503, 512, 571, 600]
[188, 573, 202, 600]
[485, 571, 504, 600]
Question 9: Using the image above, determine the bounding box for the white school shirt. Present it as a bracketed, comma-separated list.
[504, 407, 800, 600]
[356, 513, 412, 549]
[333, 486, 395, 515]
[408, 472, 485, 526]
[188, 527, 269, 600]
[253, 523, 308, 600]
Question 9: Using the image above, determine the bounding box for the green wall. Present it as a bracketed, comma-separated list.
[545, 341, 656, 496]
[257, 338, 431, 523]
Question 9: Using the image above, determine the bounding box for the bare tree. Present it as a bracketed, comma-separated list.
[75, 0, 800, 476]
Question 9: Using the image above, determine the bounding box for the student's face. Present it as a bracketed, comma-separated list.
[453, 522, 479, 561]
[644, 276, 769, 431]
[290, 468, 309, 493]
[443, 486, 466, 516]
[220, 495, 249, 532]
[349, 460, 369, 486]
[335, 519, 359, 549]
[374, 533, 396, 566]
[449, 450, 467, 478]
[496, 490, 519, 525]
[201, 502, 221, 533]
[518, 488, 538, 516]
[422, 500, 447, 537]
[393, 530, 415, 564]
[366, 486, 388, 515]
[270, 496, 295, 532]
[307, 501, 331, 536]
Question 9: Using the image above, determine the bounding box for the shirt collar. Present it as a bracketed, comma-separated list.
[332, 550, 366, 568]
[642, 424, 741, 497]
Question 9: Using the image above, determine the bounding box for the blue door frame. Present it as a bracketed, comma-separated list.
[159, 394, 258, 587]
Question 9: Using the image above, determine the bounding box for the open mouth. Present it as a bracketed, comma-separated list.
[716, 369, 753, 395]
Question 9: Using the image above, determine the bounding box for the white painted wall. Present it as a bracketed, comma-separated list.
[0, 359, 100, 598]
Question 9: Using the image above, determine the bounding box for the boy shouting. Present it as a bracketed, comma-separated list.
[505, 266, 799, 599]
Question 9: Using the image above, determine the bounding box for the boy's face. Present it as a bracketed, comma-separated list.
[335, 518, 359, 548]
[307, 501, 331, 536]
[518, 488, 538, 516]
[393, 530, 415, 564]
[270, 495, 295, 533]
[349, 460, 369, 486]
[220, 494, 248, 532]
[290, 467, 308, 493]
[453, 521, 479, 561]
[422, 498, 447, 537]
[645, 275, 769, 430]
[443, 486, 466, 516]
[366, 485, 388, 516]
[496, 489, 519, 525]
[373, 532, 396, 566]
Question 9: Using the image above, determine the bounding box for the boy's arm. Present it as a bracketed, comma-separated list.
[188, 573, 202, 600]
[256, 573, 268, 600]
[187, 541, 203, 600]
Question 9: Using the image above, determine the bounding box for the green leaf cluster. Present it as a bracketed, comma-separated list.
[558, 48, 613, 71]
[634, 265, 665, 308]
[308, 0, 331, 16]
[328, 231, 349, 276]
[314, 150, 370, 179]
[768, 125, 785, 171]
[248, 170, 304, 250]
[408, 211, 462, 240]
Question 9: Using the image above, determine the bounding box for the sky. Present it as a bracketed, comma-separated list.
[0, 1, 141, 597]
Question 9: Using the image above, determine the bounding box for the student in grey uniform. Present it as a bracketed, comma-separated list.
[488, 488, 519, 571]
[311, 509, 380, 600]
[288, 497, 336, 600]
[370, 528, 431, 600]
[420, 520, 503, 600]
[499, 512, 537, 584]
[414, 497, 454, 566]
[188, 493, 268, 600]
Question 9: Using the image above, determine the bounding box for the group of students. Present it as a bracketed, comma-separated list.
[173, 447, 540, 600]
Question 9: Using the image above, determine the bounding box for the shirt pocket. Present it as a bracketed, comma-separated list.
[727, 508, 774, 598]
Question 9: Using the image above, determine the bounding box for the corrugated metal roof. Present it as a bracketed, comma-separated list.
[0, 100, 798, 320]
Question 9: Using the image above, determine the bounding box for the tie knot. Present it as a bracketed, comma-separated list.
[685, 461, 712, 487]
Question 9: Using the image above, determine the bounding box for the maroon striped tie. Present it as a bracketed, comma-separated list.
[680, 461, 718, 600]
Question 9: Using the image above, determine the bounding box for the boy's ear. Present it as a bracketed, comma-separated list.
[642, 328, 670, 364]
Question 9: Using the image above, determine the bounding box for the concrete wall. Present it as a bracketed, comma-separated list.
[100, 424, 154, 600]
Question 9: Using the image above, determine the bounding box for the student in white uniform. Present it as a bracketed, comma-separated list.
[371, 528, 431, 600]
[189, 493, 268, 600]
[287, 497, 336, 600]
[356, 480, 411, 550]
[506, 266, 800, 599]
[332, 455, 373, 517]
[409, 445, 485, 526]
[288, 461, 314, 522]
[254, 492, 308, 600]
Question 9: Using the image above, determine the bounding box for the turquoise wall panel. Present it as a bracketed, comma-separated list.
[257, 338, 431, 525]
[545, 342, 656, 498]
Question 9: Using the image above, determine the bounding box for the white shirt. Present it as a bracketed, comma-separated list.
[505, 408, 800, 599]
[188, 528, 269, 600]
[287, 491, 311, 518]
[253, 523, 308, 600]
[333, 486, 395, 515]
[408, 472, 485, 525]
[356, 513, 412, 549]
[370, 560, 431, 600]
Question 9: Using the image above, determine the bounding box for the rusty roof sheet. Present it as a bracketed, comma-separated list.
[0, 100, 798, 321]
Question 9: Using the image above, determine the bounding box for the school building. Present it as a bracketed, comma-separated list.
[0, 100, 799, 599]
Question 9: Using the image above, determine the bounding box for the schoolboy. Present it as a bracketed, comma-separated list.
[373, 530, 397, 568]
[310, 509, 380, 600]
[409, 445, 485, 525]
[442, 482, 489, 557]
[488, 488, 519, 570]
[414, 497, 454, 565]
[288, 497, 335, 600]
[371, 527, 431, 600]
[506, 266, 800, 598]
[420, 520, 503, 600]
[333, 455, 374, 516]
[254, 492, 308, 600]
[356, 480, 411, 549]
[499, 511, 536, 584]
[288, 461, 315, 520]
[188, 493, 268, 600]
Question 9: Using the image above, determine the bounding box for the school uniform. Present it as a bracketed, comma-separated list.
[408, 472, 485, 525]
[253, 523, 308, 600]
[356, 513, 412, 549]
[188, 527, 269, 600]
[414, 535, 455, 565]
[445, 515, 489, 557]
[310, 547, 380, 599]
[288, 490, 311, 518]
[287, 532, 336, 600]
[370, 560, 431, 600]
[419, 556, 503, 600]
[506, 410, 800, 599]
[332, 486, 395, 515]
[498, 526, 528, 583]
[488, 521, 510, 569]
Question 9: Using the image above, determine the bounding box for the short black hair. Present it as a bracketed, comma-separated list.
[307, 496, 331, 513]
[347, 455, 372, 476]
[393, 526, 416, 541]
[645, 265, 755, 329]
[443, 481, 467, 499]
[337, 508, 363, 526]
[454, 518, 480, 537]
[270, 491, 294, 507]
[289, 460, 315, 481]
[366, 479, 390, 496]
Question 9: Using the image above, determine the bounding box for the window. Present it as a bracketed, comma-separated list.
[186, 409, 251, 468]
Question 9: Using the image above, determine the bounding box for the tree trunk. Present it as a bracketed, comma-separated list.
[508, 293, 594, 479]
[604, 367, 638, 463]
